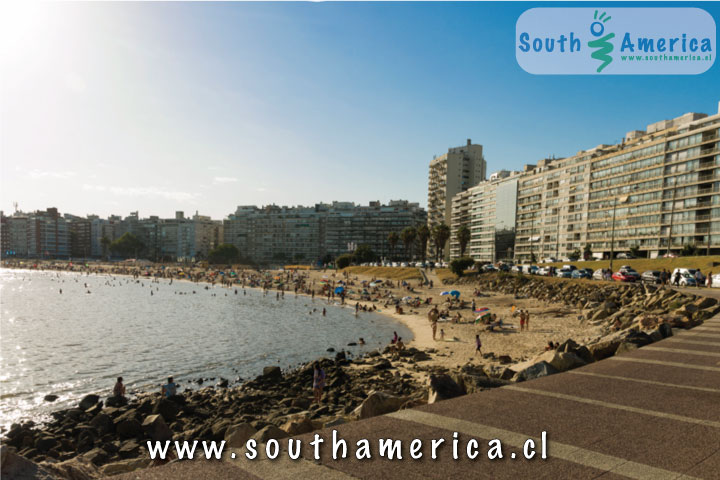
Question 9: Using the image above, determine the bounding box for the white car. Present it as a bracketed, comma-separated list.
[711, 274, 720, 287]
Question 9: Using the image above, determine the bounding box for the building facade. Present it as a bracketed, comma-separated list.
[427, 139, 486, 259]
[511, 106, 720, 262]
[450, 170, 520, 262]
[223, 201, 427, 265]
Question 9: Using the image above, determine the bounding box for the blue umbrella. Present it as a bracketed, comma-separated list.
[440, 291, 450, 296]
[450, 290, 461, 298]
[334, 286, 345, 294]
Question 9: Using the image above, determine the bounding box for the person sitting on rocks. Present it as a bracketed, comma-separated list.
[392, 337, 405, 359]
[113, 376, 126, 398]
[162, 377, 178, 397]
[545, 341, 555, 351]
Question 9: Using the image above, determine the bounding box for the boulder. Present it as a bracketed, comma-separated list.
[534, 351, 586, 373]
[512, 361, 558, 382]
[262, 366, 282, 380]
[81, 447, 109, 466]
[105, 395, 128, 408]
[694, 296, 717, 310]
[412, 351, 431, 362]
[428, 374, 465, 404]
[586, 338, 622, 361]
[118, 440, 140, 459]
[352, 390, 408, 419]
[115, 419, 143, 439]
[101, 458, 151, 477]
[282, 417, 315, 436]
[141, 414, 173, 443]
[43, 394, 59, 403]
[252, 425, 289, 444]
[79, 394, 100, 411]
[34, 436, 58, 453]
[224, 423, 257, 448]
[0, 446, 56, 480]
[90, 413, 114, 435]
[291, 397, 312, 410]
[152, 398, 180, 421]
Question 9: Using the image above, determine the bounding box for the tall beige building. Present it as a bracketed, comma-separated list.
[427, 139, 486, 259]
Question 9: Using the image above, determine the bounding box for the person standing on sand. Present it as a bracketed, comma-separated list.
[475, 334, 482, 355]
[525, 310, 531, 331]
[313, 362, 326, 404]
[519, 310, 526, 331]
[429, 306, 439, 340]
[707, 272, 713, 288]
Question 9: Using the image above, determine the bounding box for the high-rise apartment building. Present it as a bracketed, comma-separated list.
[224, 201, 426, 265]
[428, 139, 486, 259]
[450, 170, 520, 262]
[510, 105, 720, 262]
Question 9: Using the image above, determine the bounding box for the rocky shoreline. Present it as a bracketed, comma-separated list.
[3, 271, 717, 479]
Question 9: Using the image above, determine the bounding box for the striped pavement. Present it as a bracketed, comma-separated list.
[117, 315, 720, 479]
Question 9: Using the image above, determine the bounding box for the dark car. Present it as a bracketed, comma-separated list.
[571, 268, 594, 279]
[641, 270, 662, 284]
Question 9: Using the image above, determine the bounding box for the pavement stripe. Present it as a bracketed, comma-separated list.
[566, 370, 720, 394]
[670, 332, 720, 339]
[387, 409, 698, 480]
[609, 356, 720, 372]
[642, 346, 720, 357]
[665, 339, 720, 347]
[227, 448, 355, 480]
[504, 385, 720, 429]
[690, 326, 720, 331]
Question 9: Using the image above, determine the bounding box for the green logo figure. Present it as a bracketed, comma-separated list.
[588, 10, 614, 73]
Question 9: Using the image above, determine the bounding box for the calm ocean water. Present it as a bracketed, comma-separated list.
[0, 269, 411, 430]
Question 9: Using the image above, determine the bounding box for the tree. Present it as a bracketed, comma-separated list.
[208, 243, 240, 264]
[353, 244, 377, 264]
[628, 245, 641, 258]
[569, 248, 581, 261]
[456, 225, 471, 257]
[583, 243, 593, 261]
[400, 227, 417, 261]
[110, 233, 144, 259]
[416, 225, 430, 263]
[100, 236, 111, 260]
[336, 254, 353, 269]
[450, 257, 475, 277]
[681, 244, 699, 256]
[432, 224, 451, 262]
[387, 232, 399, 261]
[530, 251, 537, 264]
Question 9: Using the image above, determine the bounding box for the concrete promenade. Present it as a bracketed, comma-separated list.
[119, 315, 720, 480]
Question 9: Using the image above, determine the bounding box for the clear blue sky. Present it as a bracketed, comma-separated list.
[2, 1, 719, 219]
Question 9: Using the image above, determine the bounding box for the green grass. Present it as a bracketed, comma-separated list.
[340, 266, 423, 281]
[546, 255, 720, 273]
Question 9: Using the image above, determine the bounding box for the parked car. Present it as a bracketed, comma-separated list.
[572, 268, 593, 279]
[711, 273, 720, 288]
[511, 265, 523, 274]
[498, 264, 510, 272]
[671, 268, 704, 285]
[536, 266, 550, 276]
[616, 253, 636, 259]
[641, 270, 662, 285]
[556, 267, 574, 278]
[482, 264, 497, 272]
[612, 268, 640, 282]
[592, 269, 606, 281]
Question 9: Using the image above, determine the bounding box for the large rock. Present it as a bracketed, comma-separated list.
[224, 423, 257, 448]
[428, 374, 465, 404]
[282, 417, 315, 436]
[512, 361, 558, 382]
[105, 395, 128, 408]
[152, 398, 180, 421]
[352, 390, 408, 419]
[142, 414, 173, 443]
[535, 351, 587, 373]
[586, 338, 622, 361]
[79, 394, 100, 411]
[262, 366, 282, 380]
[90, 413, 114, 435]
[101, 458, 151, 477]
[115, 419, 143, 439]
[252, 425, 289, 444]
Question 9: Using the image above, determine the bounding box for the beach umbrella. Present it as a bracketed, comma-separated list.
[334, 286, 345, 294]
[402, 296, 413, 301]
[475, 312, 491, 322]
[475, 307, 490, 313]
[450, 290, 461, 298]
[440, 291, 450, 296]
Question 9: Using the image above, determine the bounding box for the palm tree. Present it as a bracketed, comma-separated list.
[387, 232, 399, 261]
[456, 225, 471, 257]
[432, 224, 451, 262]
[100, 236, 111, 260]
[400, 227, 417, 262]
[416, 224, 430, 263]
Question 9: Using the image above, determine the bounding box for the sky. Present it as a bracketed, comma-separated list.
[1, 1, 719, 219]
